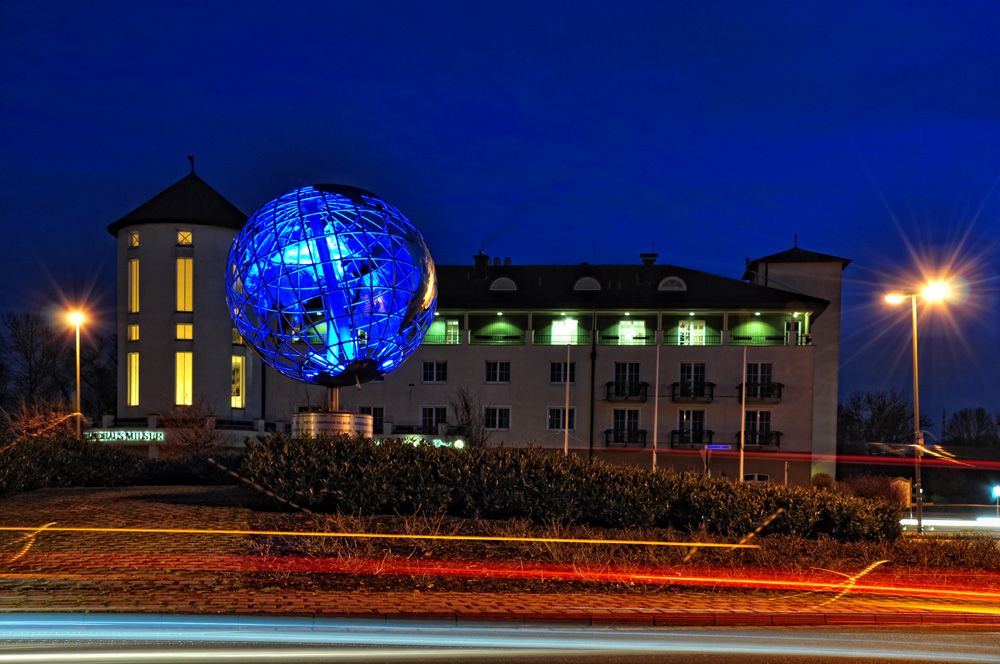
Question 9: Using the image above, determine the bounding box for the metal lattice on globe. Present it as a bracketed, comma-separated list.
[226, 185, 437, 388]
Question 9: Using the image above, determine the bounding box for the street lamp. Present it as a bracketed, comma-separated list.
[993, 485, 1000, 519]
[67, 310, 85, 440]
[884, 282, 948, 535]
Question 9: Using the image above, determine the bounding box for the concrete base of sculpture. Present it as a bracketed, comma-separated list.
[291, 410, 373, 438]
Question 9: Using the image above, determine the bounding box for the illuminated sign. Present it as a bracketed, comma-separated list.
[705, 444, 732, 450]
[84, 429, 165, 443]
[375, 437, 465, 449]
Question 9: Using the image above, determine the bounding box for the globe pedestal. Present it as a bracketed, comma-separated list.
[291, 388, 374, 438]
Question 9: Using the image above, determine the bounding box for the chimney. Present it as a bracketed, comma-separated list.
[640, 253, 658, 266]
[503, 257, 511, 266]
[493, 257, 500, 266]
[474, 250, 490, 271]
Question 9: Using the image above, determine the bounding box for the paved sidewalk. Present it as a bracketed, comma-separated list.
[1, 486, 997, 626]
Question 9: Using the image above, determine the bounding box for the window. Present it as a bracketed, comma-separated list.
[744, 473, 770, 483]
[678, 319, 705, 345]
[128, 259, 139, 313]
[615, 362, 639, 384]
[745, 410, 772, 443]
[128, 231, 139, 248]
[177, 230, 193, 245]
[484, 406, 510, 430]
[618, 319, 646, 345]
[175, 352, 193, 405]
[176, 324, 193, 340]
[678, 409, 706, 443]
[177, 258, 193, 312]
[680, 362, 706, 396]
[549, 361, 576, 384]
[551, 318, 578, 343]
[613, 408, 639, 432]
[658, 276, 687, 291]
[746, 362, 773, 398]
[231, 356, 245, 409]
[127, 352, 139, 406]
[573, 276, 601, 291]
[422, 361, 447, 383]
[489, 277, 517, 291]
[421, 406, 447, 432]
[232, 327, 243, 345]
[359, 406, 384, 431]
[485, 361, 510, 383]
[445, 319, 460, 344]
[127, 324, 139, 341]
[547, 407, 575, 431]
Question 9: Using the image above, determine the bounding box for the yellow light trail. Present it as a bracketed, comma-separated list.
[0, 525, 757, 549]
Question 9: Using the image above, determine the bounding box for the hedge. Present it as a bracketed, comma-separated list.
[239, 434, 903, 541]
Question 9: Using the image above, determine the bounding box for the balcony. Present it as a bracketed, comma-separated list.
[604, 429, 647, 448]
[470, 333, 525, 345]
[738, 382, 784, 403]
[670, 381, 716, 403]
[662, 332, 723, 346]
[729, 335, 787, 346]
[605, 381, 649, 402]
[735, 429, 782, 449]
[669, 429, 716, 448]
[532, 331, 591, 345]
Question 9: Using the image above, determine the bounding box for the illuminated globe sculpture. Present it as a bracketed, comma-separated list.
[226, 184, 437, 390]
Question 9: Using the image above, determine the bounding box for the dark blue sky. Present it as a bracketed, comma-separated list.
[2, 1, 999, 431]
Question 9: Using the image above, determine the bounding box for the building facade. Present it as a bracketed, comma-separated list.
[106, 167, 848, 484]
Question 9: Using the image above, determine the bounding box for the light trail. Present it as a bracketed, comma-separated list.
[0, 525, 756, 549]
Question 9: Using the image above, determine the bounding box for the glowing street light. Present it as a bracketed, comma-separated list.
[993, 485, 1000, 519]
[67, 310, 85, 440]
[884, 282, 950, 535]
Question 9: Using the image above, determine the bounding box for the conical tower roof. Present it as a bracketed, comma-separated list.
[107, 166, 248, 236]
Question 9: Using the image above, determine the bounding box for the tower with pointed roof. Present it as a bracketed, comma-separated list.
[107, 161, 253, 422]
[744, 245, 851, 478]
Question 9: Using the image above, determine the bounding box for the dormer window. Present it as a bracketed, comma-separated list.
[573, 276, 601, 291]
[490, 277, 517, 291]
[658, 276, 687, 291]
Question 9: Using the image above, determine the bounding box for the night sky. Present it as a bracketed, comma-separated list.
[3, 1, 999, 434]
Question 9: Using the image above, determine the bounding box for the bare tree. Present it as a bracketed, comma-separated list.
[449, 386, 491, 448]
[0, 310, 72, 408]
[157, 396, 224, 458]
[944, 407, 999, 447]
[838, 389, 932, 454]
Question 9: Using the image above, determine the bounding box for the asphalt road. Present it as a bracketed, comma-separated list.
[0, 615, 998, 663]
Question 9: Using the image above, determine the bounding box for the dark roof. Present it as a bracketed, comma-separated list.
[436, 262, 830, 315]
[107, 172, 248, 236]
[743, 247, 851, 279]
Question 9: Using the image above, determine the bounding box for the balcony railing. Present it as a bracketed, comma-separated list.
[597, 334, 655, 346]
[669, 429, 715, 447]
[532, 332, 592, 345]
[605, 381, 648, 402]
[422, 332, 462, 345]
[470, 333, 525, 345]
[670, 381, 716, 402]
[738, 382, 784, 402]
[663, 332, 723, 346]
[730, 335, 787, 346]
[735, 430, 782, 448]
[604, 429, 647, 447]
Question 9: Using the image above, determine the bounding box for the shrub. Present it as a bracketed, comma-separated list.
[239, 434, 903, 542]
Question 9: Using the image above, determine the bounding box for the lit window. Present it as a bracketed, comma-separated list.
[547, 407, 575, 431]
[618, 319, 646, 345]
[483, 406, 510, 430]
[445, 319, 460, 344]
[232, 327, 243, 345]
[127, 352, 139, 406]
[128, 232, 139, 248]
[552, 318, 578, 344]
[175, 352, 193, 405]
[231, 355, 245, 409]
[176, 324, 193, 340]
[422, 361, 447, 383]
[127, 324, 139, 341]
[176, 258, 193, 311]
[178, 230, 193, 245]
[549, 361, 575, 384]
[485, 361, 510, 383]
[128, 259, 139, 313]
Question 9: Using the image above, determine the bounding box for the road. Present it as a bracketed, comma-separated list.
[0, 615, 999, 663]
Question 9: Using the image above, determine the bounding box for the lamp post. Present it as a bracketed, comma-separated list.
[885, 283, 948, 535]
[67, 311, 85, 440]
[993, 485, 1000, 519]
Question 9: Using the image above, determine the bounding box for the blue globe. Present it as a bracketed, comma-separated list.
[226, 185, 437, 387]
